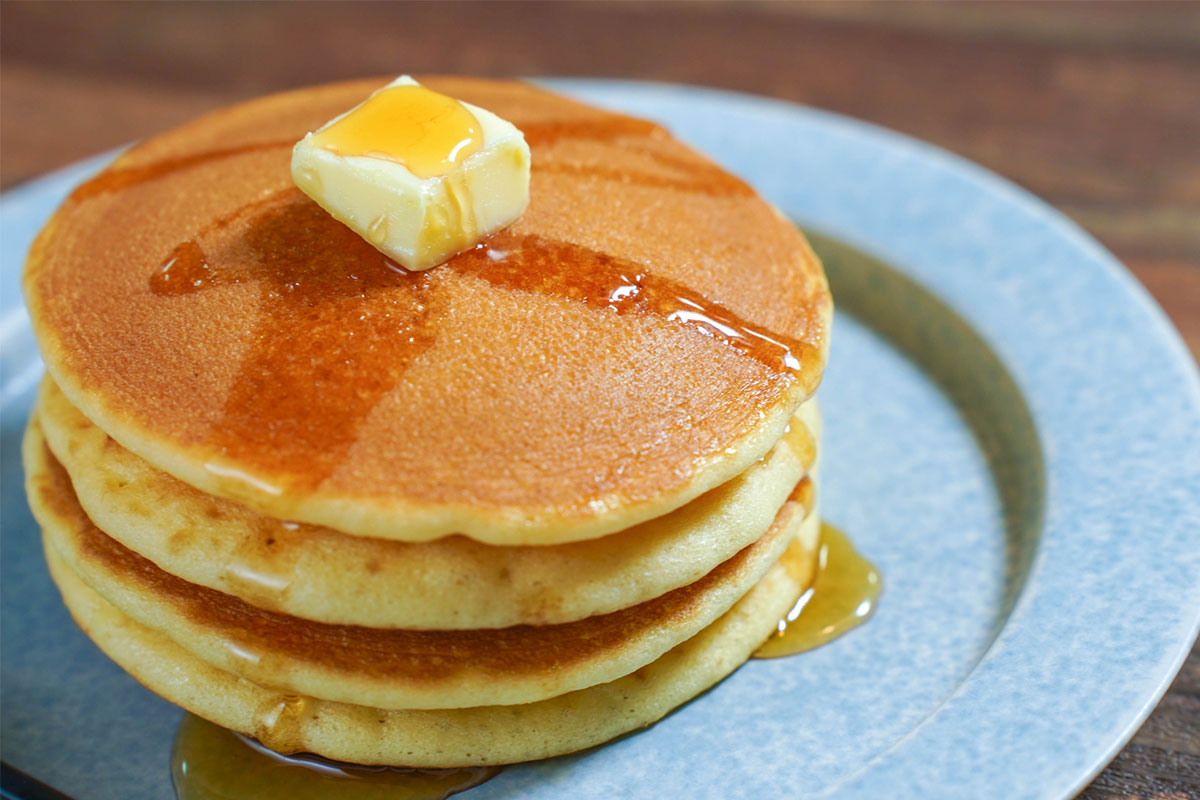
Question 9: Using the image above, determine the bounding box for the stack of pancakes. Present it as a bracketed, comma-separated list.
[22, 78, 831, 767]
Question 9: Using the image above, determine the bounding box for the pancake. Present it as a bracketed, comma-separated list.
[27, 420, 818, 709]
[24, 76, 831, 545]
[45, 532, 815, 767]
[38, 375, 819, 628]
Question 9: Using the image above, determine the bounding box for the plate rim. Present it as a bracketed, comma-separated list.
[546, 78, 1200, 800]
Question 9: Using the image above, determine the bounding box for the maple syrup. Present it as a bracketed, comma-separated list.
[755, 523, 881, 658]
[452, 234, 809, 375]
[145, 189, 810, 490]
[69, 140, 297, 202]
[308, 84, 482, 179]
[171, 713, 500, 800]
[149, 192, 438, 488]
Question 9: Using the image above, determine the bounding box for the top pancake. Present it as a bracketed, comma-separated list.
[24, 76, 830, 545]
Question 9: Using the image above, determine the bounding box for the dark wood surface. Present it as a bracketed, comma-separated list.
[1, 2, 1197, 798]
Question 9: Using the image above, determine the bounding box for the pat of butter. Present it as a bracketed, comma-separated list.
[291, 76, 531, 271]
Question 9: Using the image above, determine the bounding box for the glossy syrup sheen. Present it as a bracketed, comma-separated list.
[755, 523, 881, 658]
[150, 191, 437, 490]
[452, 236, 807, 373]
[148, 189, 810, 489]
[309, 84, 482, 179]
[172, 713, 499, 800]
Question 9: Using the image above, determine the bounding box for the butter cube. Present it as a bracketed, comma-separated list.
[292, 76, 531, 271]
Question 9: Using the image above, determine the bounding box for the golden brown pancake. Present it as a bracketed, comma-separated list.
[27, 420, 818, 709]
[38, 375, 819, 628]
[24, 76, 830, 545]
[45, 533, 816, 767]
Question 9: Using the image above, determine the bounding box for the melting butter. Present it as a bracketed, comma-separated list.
[292, 75, 530, 271]
[309, 83, 482, 179]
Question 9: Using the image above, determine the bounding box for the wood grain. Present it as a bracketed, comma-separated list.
[1, 2, 1197, 797]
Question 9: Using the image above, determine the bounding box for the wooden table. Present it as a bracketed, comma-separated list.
[2, 2, 1197, 797]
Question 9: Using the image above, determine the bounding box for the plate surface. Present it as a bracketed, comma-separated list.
[2, 79, 1198, 800]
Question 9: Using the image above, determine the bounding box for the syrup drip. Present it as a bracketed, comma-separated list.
[172, 713, 500, 800]
[755, 523, 881, 658]
[147, 191, 808, 491]
[253, 694, 311, 753]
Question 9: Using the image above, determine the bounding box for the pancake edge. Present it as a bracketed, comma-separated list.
[37, 374, 821, 629]
[43, 529, 814, 767]
[28, 415, 818, 709]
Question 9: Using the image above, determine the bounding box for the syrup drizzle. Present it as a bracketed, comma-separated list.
[69, 140, 295, 202]
[172, 713, 500, 800]
[754, 523, 881, 658]
[147, 190, 808, 490]
[151, 190, 438, 488]
[534, 156, 754, 198]
[519, 115, 666, 148]
[454, 233, 807, 375]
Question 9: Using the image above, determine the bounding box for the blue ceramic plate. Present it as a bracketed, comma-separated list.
[2, 80, 1198, 800]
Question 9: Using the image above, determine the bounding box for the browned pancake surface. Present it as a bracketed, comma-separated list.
[24, 77, 830, 542]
